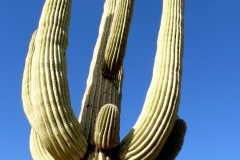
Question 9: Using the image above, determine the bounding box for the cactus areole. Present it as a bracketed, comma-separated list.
[22, 0, 186, 159]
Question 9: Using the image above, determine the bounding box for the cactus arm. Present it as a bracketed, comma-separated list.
[102, 0, 134, 78]
[94, 104, 120, 149]
[155, 118, 187, 160]
[22, 0, 88, 159]
[22, 30, 54, 160]
[117, 0, 184, 159]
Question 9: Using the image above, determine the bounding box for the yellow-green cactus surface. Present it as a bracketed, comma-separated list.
[22, 0, 186, 159]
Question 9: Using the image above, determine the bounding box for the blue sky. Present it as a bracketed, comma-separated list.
[1, 0, 240, 159]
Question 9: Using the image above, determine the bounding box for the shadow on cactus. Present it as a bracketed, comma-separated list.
[22, 0, 187, 159]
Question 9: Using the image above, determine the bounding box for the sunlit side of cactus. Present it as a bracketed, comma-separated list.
[22, 0, 186, 159]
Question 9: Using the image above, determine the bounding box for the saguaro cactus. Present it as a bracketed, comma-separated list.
[22, 0, 186, 159]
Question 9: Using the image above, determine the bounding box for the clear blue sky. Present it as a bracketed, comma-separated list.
[1, 0, 240, 159]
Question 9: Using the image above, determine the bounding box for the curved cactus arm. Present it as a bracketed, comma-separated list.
[30, 129, 55, 160]
[79, 0, 133, 145]
[117, 0, 185, 159]
[94, 104, 120, 149]
[102, 0, 134, 78]
[155, 117, 187, 160]
[22, 0, 88, 159]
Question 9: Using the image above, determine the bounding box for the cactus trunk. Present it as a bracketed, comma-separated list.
[22, 0, 186, 159]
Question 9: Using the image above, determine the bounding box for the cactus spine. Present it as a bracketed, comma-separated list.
[22, 0, 186, 159]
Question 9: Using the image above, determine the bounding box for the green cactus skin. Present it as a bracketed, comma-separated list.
[22, 0, 88, 159]
[94, 104, 120, 149]
[117, 0, 184, 159]
[22, 0, 186, 159]
[155, 118, 187, 160]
